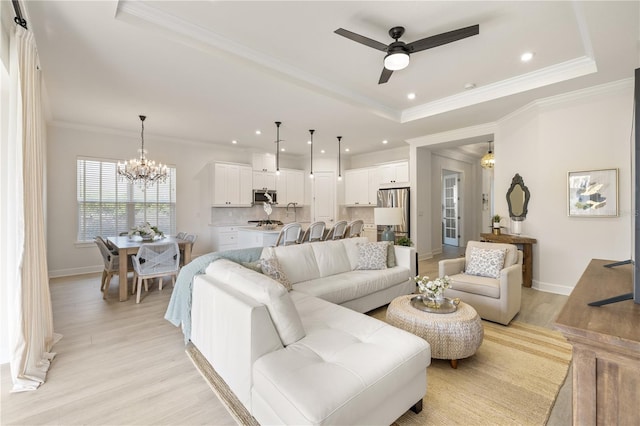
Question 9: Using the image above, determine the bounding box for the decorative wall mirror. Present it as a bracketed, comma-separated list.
[506, 173, 530, 220]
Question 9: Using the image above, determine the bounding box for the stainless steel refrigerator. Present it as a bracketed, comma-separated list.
[377, 187, 410, 241]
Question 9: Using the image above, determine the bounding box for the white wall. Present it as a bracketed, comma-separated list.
[46, 123, 304, 276]
[410, 79, 633, 295]
[494, 80, 633, 294]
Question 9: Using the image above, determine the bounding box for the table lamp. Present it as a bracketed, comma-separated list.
[374, 207, 403, 242]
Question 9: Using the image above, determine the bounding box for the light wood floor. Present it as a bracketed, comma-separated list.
[1, 248, 572, 425]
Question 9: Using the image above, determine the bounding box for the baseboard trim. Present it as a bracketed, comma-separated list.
[533, 280, 573, 296]
[49, 265, 102, 278]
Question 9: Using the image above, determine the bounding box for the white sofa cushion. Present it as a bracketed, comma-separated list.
[310, 240, 352, 277]
[266, 244, 321, 284]
[292, 267, 410, 305]
[252, 292, 430, 425]
[206, 259, 305, 346]
[340, 237, 370, 269]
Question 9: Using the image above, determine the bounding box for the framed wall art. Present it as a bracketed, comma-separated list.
[567, 168, 618, 217]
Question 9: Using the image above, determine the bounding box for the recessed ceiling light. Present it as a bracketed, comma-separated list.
[255, 130, 261, 135]
[407, 93, 416, 100]
[464, 82, 476, 90]
[345, 148, 350, 152]
[307, 140, 312, 145]
[382, 140, 388, 144]
[321, 149, 325, 154]
[232, 140, 237, 144]
[521, 51, 534, 62]
[280, 148, 285, 152]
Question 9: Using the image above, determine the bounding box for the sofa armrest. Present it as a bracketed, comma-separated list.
[393, 245, 416, 275]
[439, 257, 465, 277]
[191, 274, 283, 408]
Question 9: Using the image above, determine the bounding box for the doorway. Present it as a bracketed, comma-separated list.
[442, 170, 461, 247]
[312, 171, 335, 225]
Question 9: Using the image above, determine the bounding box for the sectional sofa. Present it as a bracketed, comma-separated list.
[189, 237, 431, 425]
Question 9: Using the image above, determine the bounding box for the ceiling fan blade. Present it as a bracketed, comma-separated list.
[407, 24, 479, 53]
[378, 67, 393, 84]
[334, 28, 388, 52]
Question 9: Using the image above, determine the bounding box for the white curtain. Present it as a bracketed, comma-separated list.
[7, 24, 61, 392]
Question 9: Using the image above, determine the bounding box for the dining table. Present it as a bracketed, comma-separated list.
[107, 236, 194, 301]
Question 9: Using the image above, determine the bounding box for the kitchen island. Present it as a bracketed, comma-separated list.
[237, 225, 282, 248]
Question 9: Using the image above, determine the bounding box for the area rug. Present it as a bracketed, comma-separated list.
[187, 319, 571, 426]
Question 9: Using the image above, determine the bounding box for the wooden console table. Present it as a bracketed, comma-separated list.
[555, 259, 640, 425]
[480, 233, 537, 287]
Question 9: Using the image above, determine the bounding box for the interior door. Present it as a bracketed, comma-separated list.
[313, 172, 335, 225]
[443, 172, 459, 246]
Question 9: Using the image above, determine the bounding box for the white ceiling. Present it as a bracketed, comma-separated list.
[24, 1, 639, 159]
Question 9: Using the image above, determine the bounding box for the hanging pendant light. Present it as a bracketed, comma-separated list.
[275, 121, 281, 176]
[309, 129, 315, 179]
[337, 136, 342, 181]
[117, 115, 168, 188]
[481, 141, 495, 169]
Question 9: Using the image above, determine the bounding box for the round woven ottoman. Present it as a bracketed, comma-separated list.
[386, 294, 484, 368]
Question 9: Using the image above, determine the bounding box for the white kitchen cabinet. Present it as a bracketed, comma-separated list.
[344, 167, 377, 206]
[378, 161, 409, 185]
[211, 163, 252, 207]
[276, 169, 305, 205]
[253, 170, 277, 190]
[211, 225, 241, 251]
[362, 224, 378, 242]
[252, 152, 277, 172]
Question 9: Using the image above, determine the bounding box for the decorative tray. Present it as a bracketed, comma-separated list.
[410, 295, 459, 314]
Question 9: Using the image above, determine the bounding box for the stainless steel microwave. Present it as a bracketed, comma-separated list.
[253, 189, 277, 204]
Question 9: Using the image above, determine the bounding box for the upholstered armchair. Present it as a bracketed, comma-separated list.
[439, 241, 523, 325]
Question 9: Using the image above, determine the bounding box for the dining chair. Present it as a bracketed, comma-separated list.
[299, 221, 326, 243]
[346, 219, 364, 237]
[274, 223, 302, 246]
[176, 232, 187, 239]
[95, 236, 121, 300]
[131, 241, 180, 304]
[180, 234, 197, 266]
[323, 220, 348, 240]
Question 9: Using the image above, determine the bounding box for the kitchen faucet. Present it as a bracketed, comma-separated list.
[286, 202, 298, 222]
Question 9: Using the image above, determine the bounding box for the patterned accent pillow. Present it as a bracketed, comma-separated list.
[260, 255, 292, 291]
[465, 247, 506, 279]
[355, 242, 388, 270]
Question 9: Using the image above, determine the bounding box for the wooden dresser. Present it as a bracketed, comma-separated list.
[480, 233, 537, 287]
[555, 259, 640, 425]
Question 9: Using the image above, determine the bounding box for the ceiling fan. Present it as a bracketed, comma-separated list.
[334, 24, 480, 84]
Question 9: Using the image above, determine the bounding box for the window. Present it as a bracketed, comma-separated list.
[77, 157, 176, 242]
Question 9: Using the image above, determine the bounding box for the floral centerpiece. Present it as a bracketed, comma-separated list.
[128, 222, 164, 241]
[412, 275, 451, 301]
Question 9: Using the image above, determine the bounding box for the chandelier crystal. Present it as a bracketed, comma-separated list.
[481, 141, 495, 169]
[117, 115, 168, 187]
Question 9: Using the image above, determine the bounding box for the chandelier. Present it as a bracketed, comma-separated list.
[480, 141, 495, 169]
[117, 115, 168, 187]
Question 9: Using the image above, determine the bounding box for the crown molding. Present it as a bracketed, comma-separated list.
[115, 0, 400, 122]
[401, 56, 597, 123]
[407, 122, 497, 147]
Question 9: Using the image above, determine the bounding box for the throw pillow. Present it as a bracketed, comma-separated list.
[261, 255, 292, 291]
[465, 247, 506, 279]
[241, 260, 263, 273]
[355, 242, 388, 270]
[386, 242, 397, 268]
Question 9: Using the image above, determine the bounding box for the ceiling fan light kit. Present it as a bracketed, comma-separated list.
[335, 24, 479, 84]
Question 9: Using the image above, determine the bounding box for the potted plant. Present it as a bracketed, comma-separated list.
[396, 236, 413, 247]
[492, 214, 502, 235]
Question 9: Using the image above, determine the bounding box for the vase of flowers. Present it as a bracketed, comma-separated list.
[263, 192, 276, 229]
[412, 275, 451, 308]
[128, 222, 164, 241]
